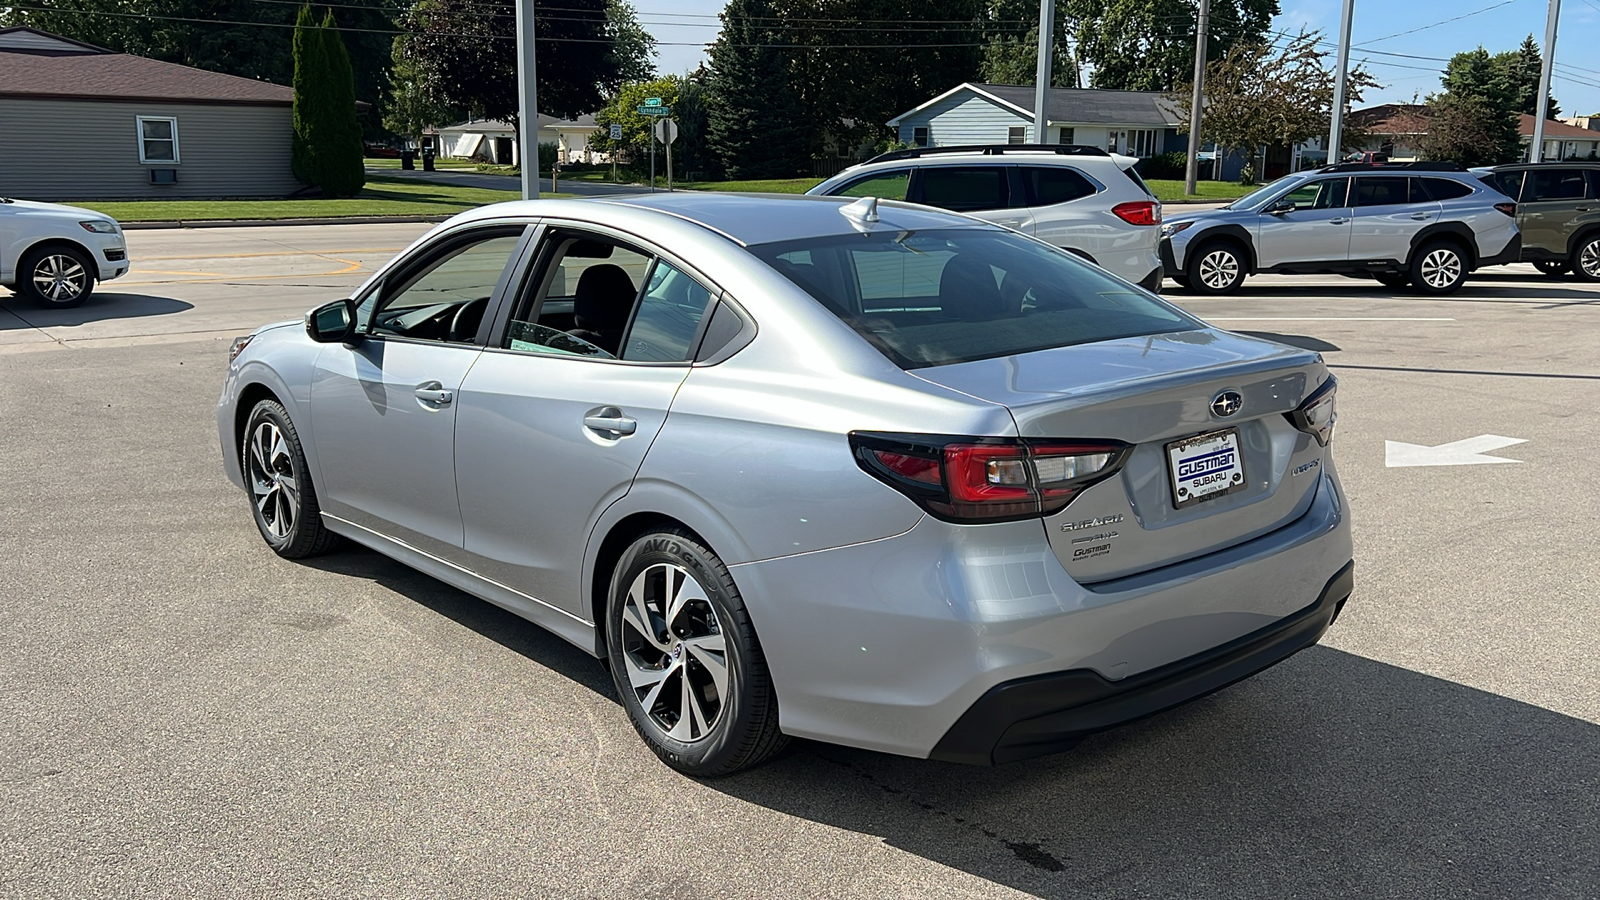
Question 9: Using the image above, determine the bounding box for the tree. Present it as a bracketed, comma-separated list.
[291, 5, 325, 187]
[1068, 0, 1279, 91]
[1492, 35, 1558, 118]
[593, 77, 682, 168]
[398, 0, 656, 127]
[1425, 47, 1523, 165]
[383, 36, 457, 151]
[1169, 31, 1379, 180]
[319, 10, 365, 197]
[706, 0, 812, 179]
[979, 0, 1078, 88]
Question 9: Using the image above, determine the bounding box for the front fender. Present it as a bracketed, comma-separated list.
[217, 327, 325, 492]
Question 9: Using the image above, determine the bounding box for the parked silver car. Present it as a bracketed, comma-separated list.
[219, 193, 1353, 775]
[1162, 162, 1520, 295]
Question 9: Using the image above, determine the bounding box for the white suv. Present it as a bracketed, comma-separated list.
[0, 197, 129, 308]
[808, 145, 1163, 290]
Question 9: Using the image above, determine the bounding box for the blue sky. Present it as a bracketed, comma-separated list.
[641, 0, 1600, 117]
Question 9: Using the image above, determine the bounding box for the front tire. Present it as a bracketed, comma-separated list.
[243, 400, 339, 559]
[606, 528, 787, 776]
[18, 245, 95, 308]
[1410, 240, 1468, 294]
[1572, 234, 1600, 283]
[1185, 242, 1246, 294]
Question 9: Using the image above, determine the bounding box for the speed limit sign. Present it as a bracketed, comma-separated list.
[609, 123, 623, 140]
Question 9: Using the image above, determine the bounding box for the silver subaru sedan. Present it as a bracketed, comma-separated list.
[218, 193, 1351, 775]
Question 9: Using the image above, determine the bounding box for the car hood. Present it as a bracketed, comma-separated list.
[1, 197, 115, 222]
[1163, 206, 1244, 227]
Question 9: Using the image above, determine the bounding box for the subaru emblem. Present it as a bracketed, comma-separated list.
[1211, 390, 1243, 418]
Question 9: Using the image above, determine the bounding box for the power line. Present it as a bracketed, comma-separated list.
[1361, 0, 1527, 44]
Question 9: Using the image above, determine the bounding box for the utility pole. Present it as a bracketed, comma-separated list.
[1184, 0, 1210, 195]
[1532, 0, 1562, 161]
[514, 0, 538, 199]
[1033, 0, 1055, 143]
[1327, 0, 1355, 164]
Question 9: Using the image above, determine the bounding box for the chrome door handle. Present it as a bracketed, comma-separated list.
[414, 384, 453, 405]
[1328, 218, 1347, 224]
[584, 413, 637, 435]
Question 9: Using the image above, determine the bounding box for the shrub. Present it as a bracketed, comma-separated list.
[1136, 151, 1188, 180]
[537, 141, 559, 172]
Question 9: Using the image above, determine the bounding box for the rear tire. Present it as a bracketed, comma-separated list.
[1533, 259, 1569, 278]
[1374, 271, 1410, 290]
[1409, 240, 1468, 294]
[1572, 234, 1600, 283]
[1185, 242, 1246, 294]
[242, 400, 339, 559]
[606, 528, 787, 776]
[17, 245, 95, 308]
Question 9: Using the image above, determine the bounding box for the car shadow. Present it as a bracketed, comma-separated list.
[299, 546, 1600, 898]
[0, 291, 194, 328]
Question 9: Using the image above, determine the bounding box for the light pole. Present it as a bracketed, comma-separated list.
[1531, 0, 1562, 161]
[515, 0, 538, 199]
[1033, 0, 1055, 143]
[1327, 0, 1355, 163]
[1184, 0, 1210, 195]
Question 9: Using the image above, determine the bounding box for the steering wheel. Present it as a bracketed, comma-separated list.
[448, 297, 490, 342]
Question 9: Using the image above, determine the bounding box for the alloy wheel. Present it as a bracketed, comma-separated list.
[247, 420, 299, 542]
[1197, 250, 1239, 291]
[31, 254, 87, 303]
[1581, 240, 1600, 279]
[1419, 248, 1462, 289]
[619, 562, 730, 743]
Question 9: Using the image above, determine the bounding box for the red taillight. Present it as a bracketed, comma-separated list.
[856, 433, 1131, 523]
[1494, 202, 1517, 217]
[1112, 200, 1161, 226]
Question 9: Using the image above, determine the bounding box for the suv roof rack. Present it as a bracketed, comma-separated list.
[865, 144, 1111, 164]
[1318, 161, 1466, 173]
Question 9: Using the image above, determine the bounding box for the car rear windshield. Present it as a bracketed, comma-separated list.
[751, 228, 1200, 369]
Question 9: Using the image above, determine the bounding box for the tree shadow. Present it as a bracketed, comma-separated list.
[0, 291, 193, 329]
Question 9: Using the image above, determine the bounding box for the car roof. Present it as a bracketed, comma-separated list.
[447, 192, 991, 247]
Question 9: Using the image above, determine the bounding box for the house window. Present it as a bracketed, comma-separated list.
[137, 116, 180, 163]
[1058, 127, 1075, 145]
[912, 126, 929, 148]
[1008, 126, 1027, 145]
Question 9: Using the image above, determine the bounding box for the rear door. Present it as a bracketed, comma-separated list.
[1021, 164, 1106, 252]
[1254, 176, 1353, 267]
[1519, 167, 1592, 256]
[451, 226, 713, 616]
[1348, 176, 1438, 263]
[911, 165, 1033, 233]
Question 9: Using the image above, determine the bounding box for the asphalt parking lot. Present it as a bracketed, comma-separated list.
[3, 224, 1597, 899]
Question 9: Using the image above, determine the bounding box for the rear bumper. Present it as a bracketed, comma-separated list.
[1478, 233, 1521, 268]
[930, 560, 1353, 765]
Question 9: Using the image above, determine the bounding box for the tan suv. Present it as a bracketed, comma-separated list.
[1478, 163, 1600, 281]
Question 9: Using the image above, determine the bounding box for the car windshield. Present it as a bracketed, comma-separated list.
[1225, 174, 1307, 210]
[751, 228, 1201, 369]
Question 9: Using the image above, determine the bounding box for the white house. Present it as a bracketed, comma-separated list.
[432, 114, 603, 165]
[886, 83, 1187, 159]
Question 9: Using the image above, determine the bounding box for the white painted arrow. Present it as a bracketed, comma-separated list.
[1385, 435, 1528, 468]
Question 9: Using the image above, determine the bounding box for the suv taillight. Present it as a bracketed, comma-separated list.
[1494, 202, 1517, 217]
[1285, 376, 1337, 447]
[850, 432, 1132, 523]
[1112, 200, 1161, 226]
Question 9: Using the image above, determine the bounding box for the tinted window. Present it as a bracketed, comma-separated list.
[1024, 166, 1098, 206]
[833, 170, 910, 200]
[1408, 178, 1433, 204]
[1282, 177, 1347, 210]
[622, 261, 711, 362]
[916, 167, 1009, 212]
[1423, 178, 1473, 201]
[1353, 177, 1409, 207]
[752, 229, 1199, 368]
[1479, 170, 1524, 200]
[1526, 169, 1591, 202]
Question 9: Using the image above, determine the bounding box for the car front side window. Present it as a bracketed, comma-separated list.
[360, 230, 524, 343]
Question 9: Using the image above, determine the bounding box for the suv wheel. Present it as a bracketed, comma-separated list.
[1573, 234, 1600, 283]
[1410, 241, 1468, 294]
[1186, 242, 1245, 294]
[1533, 259, 1569, 278]
[18, 245, 95, 308]
[606, 528, 788, 776]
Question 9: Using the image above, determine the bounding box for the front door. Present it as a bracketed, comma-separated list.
[310, 226, 529, 557]
[1254, 176, 1353, 268]
[1518, 167, 1593, 257]
[1348, 176, 1439, 263]
[453, 228, 713, 616]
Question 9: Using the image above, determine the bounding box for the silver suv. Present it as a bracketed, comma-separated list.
[1162, 162, 1521, 295]
[809, 145, 1164, 290]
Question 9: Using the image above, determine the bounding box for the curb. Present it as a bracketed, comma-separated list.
[121, 214, 452, 230]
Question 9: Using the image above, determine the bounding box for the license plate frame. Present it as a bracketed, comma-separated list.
[1166, 427, 1247, 509]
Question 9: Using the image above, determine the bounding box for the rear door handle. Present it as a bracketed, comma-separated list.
[1328, 218, 1347, 225]
[1578, 207, 1594, 212]
[414, 383, 453, 406]
[584, 411, 638, 436]
[1410, 212, 1431, 220]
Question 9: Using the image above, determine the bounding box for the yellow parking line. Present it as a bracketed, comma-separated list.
[136, 247, 405, 261]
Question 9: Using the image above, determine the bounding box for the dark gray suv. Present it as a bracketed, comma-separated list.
[1477, 163, 1600, 281]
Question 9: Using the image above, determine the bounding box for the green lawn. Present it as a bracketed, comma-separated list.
[363, 157, 479, 170]
[71, 175, 569, 223]
[680, 178, 822, 194]
[1146, 179, 1255, 202]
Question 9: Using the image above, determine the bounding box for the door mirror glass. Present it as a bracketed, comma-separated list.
[1268, 197, 1296, 215]
[306, 299, 357, 344]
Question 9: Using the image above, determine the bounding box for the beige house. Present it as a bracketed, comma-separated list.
[0, 26, 302, 200]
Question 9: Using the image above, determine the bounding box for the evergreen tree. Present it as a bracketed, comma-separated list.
[1426, 47, 1523, 165]
[706, 0, 811, 179]
[291, 5, 324, 187]
[1492, 35, 1558, 118]
[320, 10, 366, 197]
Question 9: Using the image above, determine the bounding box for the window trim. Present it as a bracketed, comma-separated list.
[136, 115, 180, 164]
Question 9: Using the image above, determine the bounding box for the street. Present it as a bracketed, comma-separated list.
[2, 224, 1597, 898]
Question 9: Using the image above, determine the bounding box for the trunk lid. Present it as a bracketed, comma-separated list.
[911, 328, 1331, 583]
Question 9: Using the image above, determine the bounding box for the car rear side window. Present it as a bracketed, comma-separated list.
[1353, 177, 1409, 207]
[915, 167, 1009, 212]
[1422, 178, 1473, 201]
[1526, 169, 1591, 202]
[752, 229, 1199, 368]
[1023, 166, 1098, 206]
